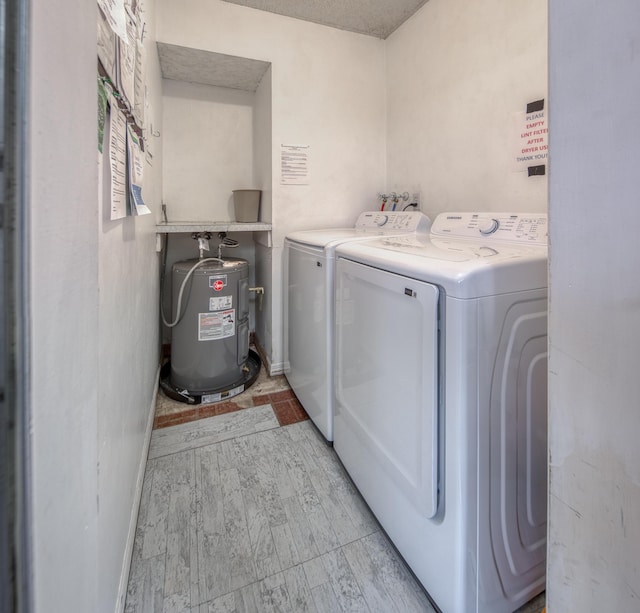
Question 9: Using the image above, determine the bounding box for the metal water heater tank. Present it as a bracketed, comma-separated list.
[170, 257, 249, 393]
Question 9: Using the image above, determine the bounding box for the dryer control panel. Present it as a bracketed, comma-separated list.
[355, 211, 431, 233]
[430, 212, 547, 244]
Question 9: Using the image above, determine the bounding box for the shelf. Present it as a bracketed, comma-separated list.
[156, 221, 272, 233]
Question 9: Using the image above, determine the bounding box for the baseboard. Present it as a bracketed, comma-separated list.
[114, 364, 160, 613]
[268, 361, 285, 376]
[253, 334, 284, 376]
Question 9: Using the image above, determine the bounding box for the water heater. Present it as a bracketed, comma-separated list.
[170, 257, 250, 394]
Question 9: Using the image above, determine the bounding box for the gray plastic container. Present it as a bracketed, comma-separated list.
[233, 189, 261, 222]
[170, 257, 249, 392]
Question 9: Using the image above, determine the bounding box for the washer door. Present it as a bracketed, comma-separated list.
[335, 257, 440, 518]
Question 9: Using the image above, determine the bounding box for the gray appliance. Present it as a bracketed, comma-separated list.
[170, 257, 250, 394]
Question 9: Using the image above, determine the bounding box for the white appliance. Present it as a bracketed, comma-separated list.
[284, 210, 431, 442]
[334, 212, 548, 613]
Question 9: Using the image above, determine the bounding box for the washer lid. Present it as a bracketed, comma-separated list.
[286, 227, 367, 248]
[285, 210, 431, 249]
[335, 234, 547, 299]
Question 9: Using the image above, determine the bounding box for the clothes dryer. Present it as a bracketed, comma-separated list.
[334, 212, 548, 612]
[284, 211, 430, 442]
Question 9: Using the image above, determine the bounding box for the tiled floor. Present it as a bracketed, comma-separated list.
[126, 406, 436, 612]
[128, 368, 546, 612]
[154, 365, 307, 430]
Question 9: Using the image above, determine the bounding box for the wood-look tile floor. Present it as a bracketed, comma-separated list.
[127, 386, 546, 612]
[125, 406, 435, 612]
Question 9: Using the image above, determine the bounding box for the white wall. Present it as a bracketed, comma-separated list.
[162, 79, 256, 222]
[30, 2, 99, 609]
[386, 0, 548, 216]
[548, 1, 640, 610]
[157, 0, 387, 371]
[156, 0, 386, 242]
[252, 67, 273, 346]
[29, 1, 163, 611]
[96, 4, 164, 606]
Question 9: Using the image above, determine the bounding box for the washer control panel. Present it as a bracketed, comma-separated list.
[355, 211, 431, 233]
[431, 212, 547, 244]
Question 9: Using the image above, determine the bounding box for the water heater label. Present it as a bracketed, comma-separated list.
[198, 309, 235, 341]
[209, 295, 232, 311]
[209, 275, 227, 290]
[201, 383, 245, 404]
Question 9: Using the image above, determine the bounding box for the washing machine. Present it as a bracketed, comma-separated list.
[284, 210, 431, 442]
[334, 212, 548, 613]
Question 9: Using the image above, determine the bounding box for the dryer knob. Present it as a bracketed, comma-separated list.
[479, 218, 499, 235]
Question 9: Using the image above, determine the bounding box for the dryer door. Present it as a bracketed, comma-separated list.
[335, 257, 440, 518]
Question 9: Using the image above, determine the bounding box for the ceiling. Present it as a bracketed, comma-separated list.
[158, 0, 429, 90]
[220, 0, 429, 39]
[158, 43, 271, 91]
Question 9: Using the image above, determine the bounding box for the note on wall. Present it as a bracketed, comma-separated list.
[132, 32, 145, 127]
[108, 97, 128, 220]
[98, 0, 127, 39]
[127, 125, 151, 215]
[98, 5, 117, 83]
[281, 144, 310, 185]
[512, 99, 548, 175]
[117, 7, 137, 110]
[99, 0, 151, 219]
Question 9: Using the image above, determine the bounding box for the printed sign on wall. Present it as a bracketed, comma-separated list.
[512, 99, 548, 175]
[281, 144, 310, 185]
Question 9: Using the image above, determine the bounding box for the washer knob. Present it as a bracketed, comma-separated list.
[479, 218, 499, 235]
[377, 214, 389, 226]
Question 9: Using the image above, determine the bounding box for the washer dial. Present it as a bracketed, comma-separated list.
[479, 218, 500, 235]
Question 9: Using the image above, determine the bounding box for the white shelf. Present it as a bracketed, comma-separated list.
[156, 221, 272, 233]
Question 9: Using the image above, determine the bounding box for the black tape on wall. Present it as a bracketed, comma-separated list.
[526, 99, 545, 113]
[527, 165, 546, 176]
